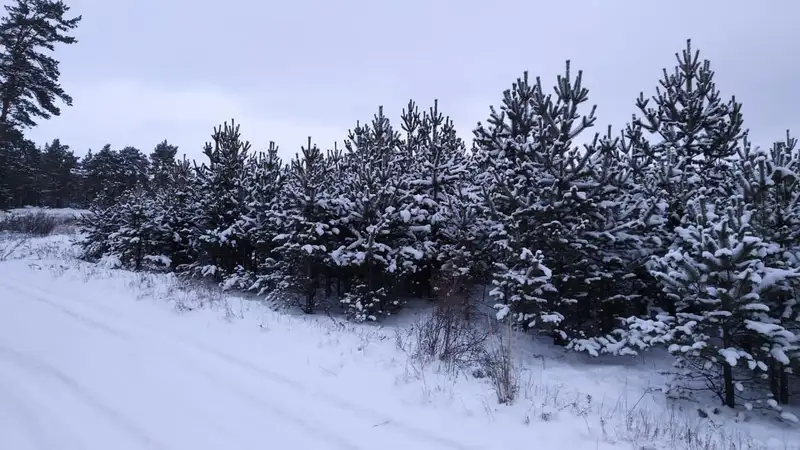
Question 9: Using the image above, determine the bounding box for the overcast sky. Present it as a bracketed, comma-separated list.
[17, 0, 800, 161]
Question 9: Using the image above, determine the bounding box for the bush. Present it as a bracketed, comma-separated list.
[0, 235, 28, 261]
[409, 301, 491, 373]
[479, 325, 520, 405]
[0, 211, 67, 236]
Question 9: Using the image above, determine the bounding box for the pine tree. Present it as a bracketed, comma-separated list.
[616, 40, 747, 357]
[735, 132, 800, 405]
[271, 137, 335, 313]
[189, 120, 252, 281]
[474, 63, 637, 346]
[631, 39, 745, 266]
[79, 199, 122, 262]
[118, 146, 150, 190]
[332, 106, 405, 321]
[398, 99, 471, 300]
[648, 196, 800, 409]
[158, 155, 198, 271]
[81, 145, 126, 207]
[149, 139, 178, 190]
[0, 137, 40, 207]
[227, 142, 284, 293]
[437, 152, 492, 305]
[105, 189, 171, 271]
[39, 138, 77, 207]
[0, 0, 81, 141]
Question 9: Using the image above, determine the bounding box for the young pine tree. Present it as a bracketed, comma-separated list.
[158, 155, 198, 271]
[631, 39, 745, 277]
[189, 120, 252, 281]
[475, 64, 636, 348]
[398, 99, 472, 301]
[617, 40, 747, 358]
[149, 139, 179, 191]
[81, 145, 127, 207]
[332, 107, 405, 321]
[271, 138, 336, 313]
[239, 143, 284, 294]
[735, 132, 800, 405]
[649, 196, 800, 409]
[104, 189, 171, 271]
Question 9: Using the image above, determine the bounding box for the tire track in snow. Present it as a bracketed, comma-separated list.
[0, 281, 128, 341]
[0, 375, 52, 450]
[2, 275, 486, 450]
[0, 344, 168, 450]
[0, 369, 88, 450]
[0, 279, 366, 450]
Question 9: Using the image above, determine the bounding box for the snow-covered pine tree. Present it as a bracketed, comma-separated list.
[736, 131, 800, 405]
[474, 63, 636, 347]
[149, 140, 179, 191]
[270, 137, 336, 313]
[104, 188, 172, 271]
[318, 143, 349, 299]
[629, 39, 745, 314]
[564, 127, 657, 355]
[118, 146, 150, 191]
[158, 155, 198, 272]
[397, 99, 470, 300]
[437, 150, 492, 309]
[473, 71, 555, 331]
[80, 197, 123, 262]
[648, 195, 800, 409]
[472, 70, 562, 335]
[81, 145, 127, 207]
[236, 142, 284, 294]
[332, 106, 406, 321]
[616, 41, 748, 361]
[188, 120, 253, 282]
[79, 187, 171, 271]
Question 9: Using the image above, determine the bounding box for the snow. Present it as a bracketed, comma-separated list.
[783, 412, 800, 424]
[0, 232, 798, 450]
[719, 347, 742, 367]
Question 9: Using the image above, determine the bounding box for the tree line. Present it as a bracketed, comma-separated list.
[1, 1, 797, 414]
[0, 137, 183, 209]
[80, 44, 800, 413]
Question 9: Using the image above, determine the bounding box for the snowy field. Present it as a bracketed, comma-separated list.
[0, 226, 798, 449]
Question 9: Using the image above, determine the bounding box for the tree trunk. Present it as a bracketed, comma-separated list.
[780, 365, 790, 405]
[723, 363, 735, 408]
[722, 324, 735, 408]
[770, 361, 781, 401]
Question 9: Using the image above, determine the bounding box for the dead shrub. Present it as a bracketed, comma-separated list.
[479, 323, 519, 404]
[0, 211, 70, 236]
[408, 275, 490, 372]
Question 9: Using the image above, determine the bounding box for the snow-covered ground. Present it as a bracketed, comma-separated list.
[1, 231, 798, 450]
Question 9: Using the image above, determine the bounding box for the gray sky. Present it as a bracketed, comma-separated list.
[18, 0, 800, 161]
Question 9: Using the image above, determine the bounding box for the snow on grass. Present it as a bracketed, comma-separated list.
[1, 207, 86, 236]
[4, 206, 88, 218]
[0, 233, 797, 450]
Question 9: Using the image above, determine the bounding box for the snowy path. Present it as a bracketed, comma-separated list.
[0, 276, 510, 450]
